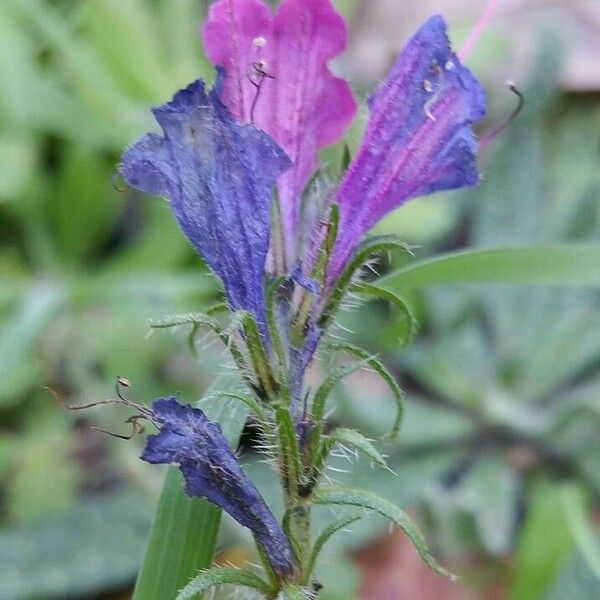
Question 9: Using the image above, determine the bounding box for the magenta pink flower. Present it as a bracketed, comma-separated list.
[203, 0, 357, 271]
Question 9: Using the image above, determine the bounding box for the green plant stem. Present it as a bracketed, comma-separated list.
[288, 502, 312, 584]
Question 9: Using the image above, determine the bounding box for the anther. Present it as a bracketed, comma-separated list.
[253, 36, 267, 49]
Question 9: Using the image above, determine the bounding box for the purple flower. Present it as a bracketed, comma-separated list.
[142, 397, 296, 578]
[121, 73, 291, 326]
[203, 0, 357, 271]
[329, 15, 487, 279]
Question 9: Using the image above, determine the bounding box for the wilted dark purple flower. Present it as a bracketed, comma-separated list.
[141, 396, 296, 578]
[121, 72, 291, 327]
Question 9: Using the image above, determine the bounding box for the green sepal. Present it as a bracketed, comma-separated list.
[311, 360, 366, 424]
[255, 540, 280, 591]
[281, 584, 310, 600]
[323, 340, 405, 441]
[313, 487, 456, 580]
[320, 234, 414, 328]
[340, 144, 352, 174]
[271, 189, 287, 274]
[175, 566, 273, 600]
[238, 310, 279, 399]
[274, 405, 302, 498]
[309, 357, 374, 474]
[282, 509, 303, 561]
[305, 513, 362, 580]
[311, 203, 340, 286]
[216, 391, 274, 438]
[350, 282, 417, 346]
[266, 276, 288, 367]
[291, 205, 340, 347]
[149, 311, 248, 378]
[313, 428, 390, 483]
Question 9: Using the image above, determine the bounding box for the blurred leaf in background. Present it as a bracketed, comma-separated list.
[0, 2, 224, 598]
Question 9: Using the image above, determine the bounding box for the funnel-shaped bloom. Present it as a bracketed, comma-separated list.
[329, 15, 487, 279]
[203, 0, 357, 269]
[142, 397, 295, 578]
[121, 73, 291, 326]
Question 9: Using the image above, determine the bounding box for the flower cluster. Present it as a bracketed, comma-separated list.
[121, 0, 486, 595]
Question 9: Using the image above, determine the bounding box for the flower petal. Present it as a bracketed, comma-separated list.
[331, 15, 486, 277]
[203, 0, 357, 268]
[121, 74, 291, 324]
[120, 133, 173, 197]
[142, 397, 296, 578]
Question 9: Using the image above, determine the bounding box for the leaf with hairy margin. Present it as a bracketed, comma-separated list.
[313, 486, 455, 580]
[176, 566, 273, 600]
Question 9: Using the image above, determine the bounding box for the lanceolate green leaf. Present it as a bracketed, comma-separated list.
[149, 312, 250, 384]
[320, 235, 414, 327]
[350, 282, 417, 345]
[323, 340, 405, 440]
[176, 566, 273, 600]
[133, 395, 248, 600]
[306, 514, 362, 579]
[380, 245, 600, 291]
[313, 487, 455, 580]
[313, 428, 389, 480]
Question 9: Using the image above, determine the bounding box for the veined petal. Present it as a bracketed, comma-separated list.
[142, 397, 296, 578]
[331, 15, 486, 278]
[121, 74, 291, 324]
[203, 0, 357, 269]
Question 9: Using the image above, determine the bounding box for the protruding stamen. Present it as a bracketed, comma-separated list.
[458, 0, 502, 62]
[480, 81, 524, 148]
[90, 415, 147, 440]
[247, 60, 274, 124]
[47, 376, 154, 420]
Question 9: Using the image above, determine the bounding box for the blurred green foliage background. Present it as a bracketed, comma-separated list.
[0, 1, 598, 599]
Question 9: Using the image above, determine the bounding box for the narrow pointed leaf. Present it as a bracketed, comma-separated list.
[351, 282, 417, 345]
[306, 513, 362, 577]
[323, 340, 405, 440]
[149, 312, 250, 384]
[321, 235, 413, 326]
[313, 487, 455, 580]
[315, 428, 389, 479]
[176, 566, 273, 600]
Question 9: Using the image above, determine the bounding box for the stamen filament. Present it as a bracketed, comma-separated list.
[458, 0, 502, 62]
[480, 81, 524, 148]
